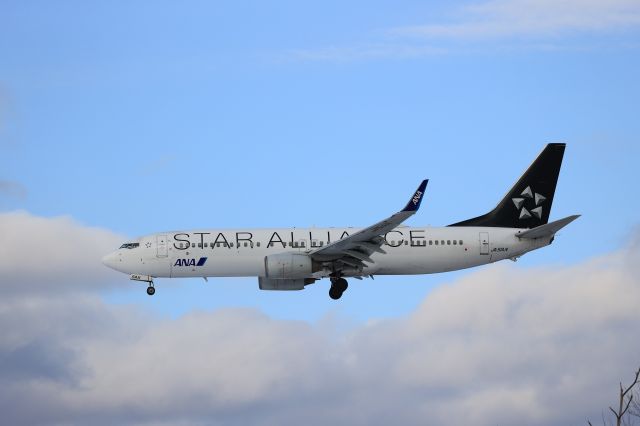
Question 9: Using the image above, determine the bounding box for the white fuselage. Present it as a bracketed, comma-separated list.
[102, 226, 550, 280]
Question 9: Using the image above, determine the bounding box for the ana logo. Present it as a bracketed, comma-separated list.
[412, 190, 423, 205]
[174, 257, 208, 267]
[512, 186, 546, 220]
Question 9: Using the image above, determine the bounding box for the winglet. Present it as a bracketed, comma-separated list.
[402, 179, 428, 212]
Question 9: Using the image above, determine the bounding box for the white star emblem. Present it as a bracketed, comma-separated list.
[513, 186, 546, 220]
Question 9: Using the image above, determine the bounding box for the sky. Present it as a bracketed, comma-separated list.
[1, 0, 640, 425]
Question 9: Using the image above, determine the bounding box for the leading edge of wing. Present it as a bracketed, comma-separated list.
[310, 179, 428, 260]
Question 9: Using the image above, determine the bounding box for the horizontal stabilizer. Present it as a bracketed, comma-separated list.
[516, 215, 580, 239]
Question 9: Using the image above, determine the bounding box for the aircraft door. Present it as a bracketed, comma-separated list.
[156, 234, 168, 258]
[479, 232, 489, 255]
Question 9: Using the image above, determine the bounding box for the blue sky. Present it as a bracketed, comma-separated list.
[2, 1, 640, 425]
[1, 0, 639, 322]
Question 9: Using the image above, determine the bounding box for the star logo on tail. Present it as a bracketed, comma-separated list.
[512, 186, 546, 220]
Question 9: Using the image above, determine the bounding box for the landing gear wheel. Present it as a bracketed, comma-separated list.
[146, 286, 155, 296]
[335, 278, 348, 293]
[329, 287, 342, 300]
[329, 277, 348, 300]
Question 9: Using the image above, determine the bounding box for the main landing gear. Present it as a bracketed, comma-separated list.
[146, 284, 155, 296]
[329, 277, 348, 300]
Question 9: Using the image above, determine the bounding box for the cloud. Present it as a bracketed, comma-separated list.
[393, 0, 640, 40]
[0, 180, 27, 200]
[0, 211, 126, 295]
[1, 213, 639, 425]
[291, 0, 640, 62]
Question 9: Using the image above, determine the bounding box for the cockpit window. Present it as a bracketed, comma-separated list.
[119, 243, 140, 249]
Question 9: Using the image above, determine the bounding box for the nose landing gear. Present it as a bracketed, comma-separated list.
[130, 274, 156, 296]
[329, 277, 348, 300]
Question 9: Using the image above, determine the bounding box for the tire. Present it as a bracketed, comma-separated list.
[329, 287, 342, 300]
[336, 278, 348, 293]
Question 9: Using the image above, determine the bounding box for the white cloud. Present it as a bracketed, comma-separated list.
[1, 214, 639, 425]
[393, 0, 640, 39]
[0, 211, 126, 295]
[292, 0, 640, 62]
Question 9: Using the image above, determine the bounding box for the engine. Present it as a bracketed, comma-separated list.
[263, 253, 313, 279]
[258, 277, 306, 290]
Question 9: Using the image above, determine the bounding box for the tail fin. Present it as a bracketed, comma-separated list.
[449, 143, 566, 228]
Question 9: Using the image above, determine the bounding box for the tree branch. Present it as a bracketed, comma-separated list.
[610, 406, 620, 419]
[622, 368, 640, 397]
[620, 395, 633, 418]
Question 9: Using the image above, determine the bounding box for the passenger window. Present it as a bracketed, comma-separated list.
[244, 242, 248, 247]
[191, 243, 195, 248]
[441, 240, 445, 245]
[204, 242, 208, 247]
[405, 241, 408, 245]
[447, 240, 451, 245]
[453, 240, 457, 245]
[198, 243, 202, 248]
[301, 242, 305, 247]
[429, 240, 432, 245]
[435, 240, 439, 245]
[320, 242, 324, 247]
[230, 242, 234, 247]
[268, 243, 273, 248]
[257, 242, 261, 247]
[459, 240, 463, 245]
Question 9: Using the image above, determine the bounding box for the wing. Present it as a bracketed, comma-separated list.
[309, 180, 428, 272]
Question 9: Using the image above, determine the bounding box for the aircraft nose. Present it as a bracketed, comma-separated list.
[101, 251, 121, 270]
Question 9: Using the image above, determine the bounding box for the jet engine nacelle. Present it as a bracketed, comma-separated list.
[258, 277, 306, 291]
[264, 253, 313, 280]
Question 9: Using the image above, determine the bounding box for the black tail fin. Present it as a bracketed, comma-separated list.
[449, 143, 566, 228]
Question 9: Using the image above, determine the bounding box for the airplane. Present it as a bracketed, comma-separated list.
[102, 143, 579, 300]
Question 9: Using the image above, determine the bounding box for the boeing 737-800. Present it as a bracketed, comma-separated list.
[102, 144, 579, 300]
